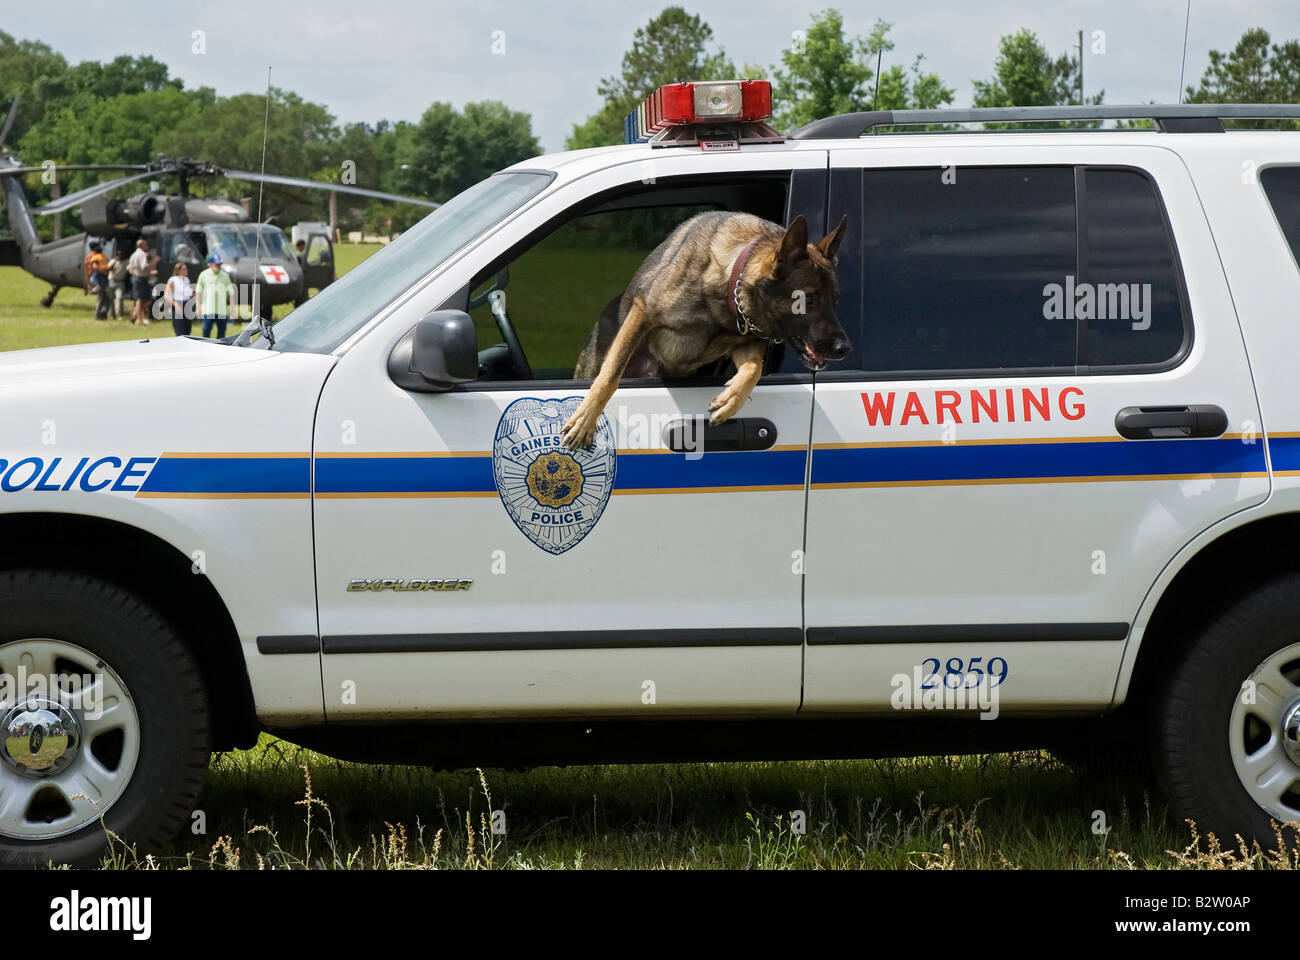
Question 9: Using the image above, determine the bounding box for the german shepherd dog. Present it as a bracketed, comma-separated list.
[560, 211, 851, 449]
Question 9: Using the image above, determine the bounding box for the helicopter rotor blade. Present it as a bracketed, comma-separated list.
[0, 98, 18, 149]
[0, 163, 151, 177]
[220, 169, 439, 208]
[28, 169, 161, 215]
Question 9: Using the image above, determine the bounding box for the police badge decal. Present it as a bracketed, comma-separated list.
[492, 397, 617, 555]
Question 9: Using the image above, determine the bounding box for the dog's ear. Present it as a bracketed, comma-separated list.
[775, 215, 809, 277]
[817, 214, 848, 262]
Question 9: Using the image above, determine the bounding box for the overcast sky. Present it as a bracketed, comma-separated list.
[9, 1, 1300, 154]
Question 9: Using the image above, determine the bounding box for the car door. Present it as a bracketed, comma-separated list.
[311, 148, 828, 719]
[801, 145, 1268, 713]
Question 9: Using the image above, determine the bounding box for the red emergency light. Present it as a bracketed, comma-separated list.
[624, 80, 783, 148]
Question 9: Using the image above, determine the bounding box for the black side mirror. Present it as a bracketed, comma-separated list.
[388, 310, 478, 392]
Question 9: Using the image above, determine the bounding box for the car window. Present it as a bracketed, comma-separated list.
[846, 164, 1188, 374]
[1083, 168, 1187, 366]
[466, 174, 791, 382]
[1262, 165, 1300, 269]
[468, 206, 713, 379]
[858, 166, 1078, 372]
[268, 170, 553, 354]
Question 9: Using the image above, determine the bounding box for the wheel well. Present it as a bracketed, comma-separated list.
[0, 512, 259, 750]
[1128, 512, 1300, 709]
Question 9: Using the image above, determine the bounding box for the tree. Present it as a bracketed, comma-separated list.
[0, 31, 73, 145]
[0, 33, 542, 232]
[972, 29, 1102, 128]
[1186, 28, 1300, 128]
[68, 55, 181, 99]
[770, 11, 952, 132]
[396, 100, 540, 202]
[153, 89, 338, 223]
[566, 6, 734, 150]
[16, 86, 214, 211]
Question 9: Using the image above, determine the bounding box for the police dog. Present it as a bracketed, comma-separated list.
[560, 211, 851, 449]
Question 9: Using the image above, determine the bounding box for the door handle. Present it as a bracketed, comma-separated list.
[1114, 404, 1228, 440]
[661, 417, 777, 453]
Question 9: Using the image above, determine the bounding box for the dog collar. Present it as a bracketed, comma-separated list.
[727, 237, 763, 337]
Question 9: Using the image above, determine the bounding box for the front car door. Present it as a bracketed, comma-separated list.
[311, 147, 829, 719]
[801, 144, 1267, 713]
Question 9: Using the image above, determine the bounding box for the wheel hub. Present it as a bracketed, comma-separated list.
[1284, 700, 1300, 768]
[1228, 643, 1300, 823]
[1, 698, 82, 777]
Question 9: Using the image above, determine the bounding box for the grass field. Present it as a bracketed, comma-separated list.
[0, 239, 640, 365]
[92, 735, 1293, 870]
[0, 243, 383, 350]
[2, 242, 1298, 871]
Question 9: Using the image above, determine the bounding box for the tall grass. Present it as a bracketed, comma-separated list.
[84, 735, 1300, 870]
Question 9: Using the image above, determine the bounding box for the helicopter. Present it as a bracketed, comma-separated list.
[0, 98, 438, 317]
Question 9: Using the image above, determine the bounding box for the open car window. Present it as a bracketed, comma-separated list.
[464, 173, 792, 383]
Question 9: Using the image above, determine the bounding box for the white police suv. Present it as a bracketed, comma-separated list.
[3, 82, 1300, 866]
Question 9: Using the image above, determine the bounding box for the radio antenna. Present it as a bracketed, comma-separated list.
[1178, 0, 1193, 103]
[872, 48, 883, 112]
[248, 67, 275, 345]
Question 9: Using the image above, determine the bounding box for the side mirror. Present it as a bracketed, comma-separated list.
[388, 310, 478, 392]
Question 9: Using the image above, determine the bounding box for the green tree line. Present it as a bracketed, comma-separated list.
[2, 11, 1298, 240]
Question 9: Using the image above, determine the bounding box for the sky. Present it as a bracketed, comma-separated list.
[8, 0, 1300, 155]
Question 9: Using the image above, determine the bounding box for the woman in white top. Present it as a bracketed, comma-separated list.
[165, 263, 194, 337]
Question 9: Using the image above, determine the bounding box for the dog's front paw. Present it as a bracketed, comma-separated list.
[708, 386, 745, 424]
[561, 407, 598, 449]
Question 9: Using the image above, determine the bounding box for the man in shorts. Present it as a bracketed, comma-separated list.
[127, 239, 153, 326]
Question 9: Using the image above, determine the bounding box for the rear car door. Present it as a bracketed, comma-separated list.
[802, 144, 1268, 712]
[311, 148, 828, 719]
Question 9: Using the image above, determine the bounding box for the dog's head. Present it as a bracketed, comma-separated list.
[751, 214, 852, 371]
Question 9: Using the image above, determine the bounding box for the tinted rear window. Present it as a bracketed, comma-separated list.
[846, 165, 1189, 374]
[1083, 168, 1187, 366]
[860, 166, 1077, 371]
[1262, 165, 1300, 267]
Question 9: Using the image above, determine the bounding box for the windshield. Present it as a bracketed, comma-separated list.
[265, 171, 554, 354]
[205, 224, 296, 262]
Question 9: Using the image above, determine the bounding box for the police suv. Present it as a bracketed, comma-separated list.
[3, 82, 1300, 866]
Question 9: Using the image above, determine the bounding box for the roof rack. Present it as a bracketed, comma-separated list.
[789, 103, 1300, 139]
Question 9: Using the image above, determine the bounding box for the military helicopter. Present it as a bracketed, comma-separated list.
[0, 98, 438, 316]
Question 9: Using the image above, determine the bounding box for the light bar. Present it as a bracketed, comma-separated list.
[623, 80, 779, 146]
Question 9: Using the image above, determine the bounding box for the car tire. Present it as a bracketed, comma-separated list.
[0, 569, 209, 868]
[1153, 573, 1300, 842]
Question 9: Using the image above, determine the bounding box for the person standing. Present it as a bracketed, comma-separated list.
[127, 239, 152, 326]
[195, 253, 234, 339]
[164, 263, 194, 337]
[106, 247, 129, 319]
[83, 241, 110, 320]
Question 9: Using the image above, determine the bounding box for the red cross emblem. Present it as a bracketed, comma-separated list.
[260, 265, 289, 283]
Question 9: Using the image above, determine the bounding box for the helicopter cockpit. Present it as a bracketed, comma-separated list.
[202, 224, 297, 263]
